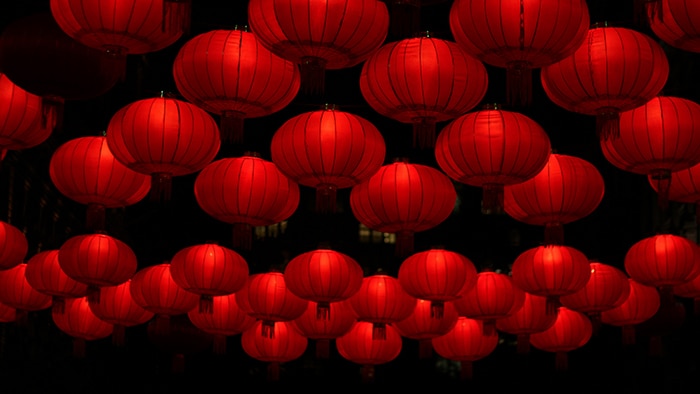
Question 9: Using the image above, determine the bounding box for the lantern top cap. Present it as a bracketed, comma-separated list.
[482, 103, 503, 111]
[322, 103, 339, 111]
[243, 151, 261, 158]
[590, 21, 613, 29]
[233, 25, 249, 32]
[392, 157, 410, 164]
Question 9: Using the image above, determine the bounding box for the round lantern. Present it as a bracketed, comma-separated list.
[449, 0, 589, 107]
[0, 263, 52, 324]
[504, 153, 605, 245]
[348, 272, 417, 340]
[530, 307, 592, 371]
[52, 296, 113, 358]
[540, 24, 669, 140]
[349, 160, 457, 257]
[394, 298, 459, 359]
[241, 320, 308, 382]
[283, 247, 364, 320]
[495, 293, 558, 354]
[360, 34, 488, 148]
[24, 250, 89, 314]
[187, 293, 256, 355]
[50, 0, 189, 56]
[88, 279, 154, 346]
[248, 0, 390, 95]
[0, 220, 28, 271]
[49, 135, 151, 231]
[648, 0, 700, 53]
[602, 96, 700, 208]
[105, 94, 221, 202]
[398, 248, 478, 318]
[58, 233, 138, 302]
[673, 268, 700, 314]
[431, 317, 499, 380]
[0, 302, 16, 323]
[434, 105, 552, 214]
[172, 28, 301, 143]
[292, 300, 358, 359]
[270, 106, 386, 213]
[601, 279, 661, 345]
[336, 321, 402, 384]
[511, 244, 592, 314]
[649, 162, 700, 225]
[194, 153, 300, 250]
[169, 243, 249, 314]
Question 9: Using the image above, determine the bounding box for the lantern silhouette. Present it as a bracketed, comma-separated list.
[394, 299, 459, 359]
[540, 24, 669, 140]
[649, 162, 700, 225]
[270, 106, 386, 213]
[673, 268, 700, 314]
[292, 300, 358, 359]
[172, 28, 301, 143]
[52, 296, 113, 358]
[336, 321, 402, 384]
[434, 105, 552, 214]
[648, 0, 700, 53]
[248, 0, 390, 95]
[88, 280, 154, 346]
[530, 307, 592, 371]
[49, 135, 151, 231]
[106, 94, 221, 202]
[496, 293, 558, 354]
[187, 293, 256, 355]
[431, 317, 499, 380]
[504, 153, 605, 245]
[0, 263, 52, 324]
[449, 0, 589, 107]
[24, 250, 89, 314]
[194, 153, 300, 250]
[350, 160, 457, 257]
[0, 220, 28, 271]
[360, 34, 488, 148]
[241, 320, 308, 382]
[601, 279, 661, 345]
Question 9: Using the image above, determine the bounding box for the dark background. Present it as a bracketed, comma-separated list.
[0, 0, 698, 392]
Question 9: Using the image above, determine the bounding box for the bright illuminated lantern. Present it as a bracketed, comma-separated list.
[530, 307, 592, 371]
[52, 296, 113, 358]
[88, 280, 154, 346]
[24, 250, 89, 314]
[431, 317, 499, 380]
[394, 299, 459, 359]
[496, 293, 558, 354]
[601, 279, 661, 345]
[241, 320, 308, 382]
[336, 321, 402, 383]
[292, 300, 357, 359]
[187, 293, 256, 355]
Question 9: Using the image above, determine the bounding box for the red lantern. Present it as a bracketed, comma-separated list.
[169, 243, 249, 314]
[283, 247, 364, 320]
[504, 153, 605, 245]
[449, 0, 589, 107]
[541, 24, 669, 140]
[0, 220, 28, 271]
[453, 270, 525, 336]
[52, 296, 113, 358]
[348, 272, 417, 340]
[601, 279, 661, 345]
[398, 248, 478, 318]
[248, 0, 389, 95]
[350, 160, 457, 257]
[187, 293, 256, 355]
[431, 317, 499, 380]
[24, 250, 89, 314]
[172, 28, 301, 143]
[602, 96, 700, 208]
[88, 280, 154, 346]
[496, 293, 558, 354]
[194, 153, 300, 250]
[235, 271, 308, 339]
[511, 245, 592, 314]
[292, 300, 358, 359]
[360, 34, 488, 148]
[49, 136, 151, 231]
[50, 0, 189, 56]
[649, 162, 700, 225]
[58, 233, 138, 302]
[105, 95, 221, 202]
[0, 263, 52, 324]
[530, 307, 592, 371]
[394, 299, 459, 359]
[0, 302, 15, 322]
[336, 321, 402, 384]
[241, 320, 308, 382]
[648, 0, 700, 53]
[673, 269, 700, 314]
[270, 106, 386, 213]
[435, 105, 552, 214]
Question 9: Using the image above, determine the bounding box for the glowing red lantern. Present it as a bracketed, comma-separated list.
[601, 279, 661, 345]
[504, 153, 605, 245]
[52, 296, 113, 358]
[292, 300, 358, 359]
[50, 0, 189, 56]
[449, 0, 589, 106]
[496, 293, 558, 354]
[0, 220, 28, 271]
[398, 248, 478, 318]
[88, 279, 154, 346]
[511, 244, 591, 314]
[270, 106, 386, 213]
[336, 321, 402, 383]
[49, 136, 151, 231]
[350, 160, 457, 257]
[283, 247, 364, 320]
[241, 320, 308, 382]
[435, 105, 551, 214]
[431, 317, 499, 380]
[648, 0, 700, 53]
[169, 243, 249, 314]
[0, 263, 52, 323]
[24, 250, 89, 314]
[649, 162, 700, 225]
[194, 153, 300, 250]
[248, 0, 389, 95]
[541, 25, 669, 140]
[348, 272, 417, 340]
[187, 293, 256, 355]
[106, 95, 221, 202]
[360, 34, 488, 148]
[530, 307, 592, 371]
[172, 28, 301, 143]
[394, 299, 459, 359]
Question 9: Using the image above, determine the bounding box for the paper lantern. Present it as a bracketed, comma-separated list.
[394, 299, 459, 359]
[648, 0, 700, 53]
[601, 279, 661, 345]
[0, 263, 52, 324]
[24, 250, 89, 314]
[530, 307, 592, 371]
[431, 317, 499, 380]
[52, 296, 113, 358]
[336, 321, 402, 383]
[496, 293, 558, 354]
[187, 293, 256, 355]
[0, 220, 28, 271]
[241, 320, 308, 382]
[88, 279, 154, 346]
[292, 300, 358, 359]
